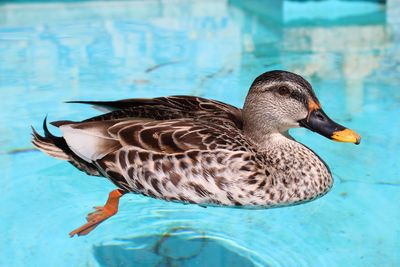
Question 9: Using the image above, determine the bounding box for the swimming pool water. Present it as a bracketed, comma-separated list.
[1, 0, 399, 266]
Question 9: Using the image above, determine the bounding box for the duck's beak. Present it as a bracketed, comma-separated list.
[298, 100, 361, 145]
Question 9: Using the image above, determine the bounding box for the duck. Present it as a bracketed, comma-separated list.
[32, 70, 361, 237]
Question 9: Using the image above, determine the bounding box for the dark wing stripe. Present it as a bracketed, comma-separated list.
[159, 132, 183, 153]
[178, 131, 205, 149]
[66, 98, 160, 110]
[117, 124, 143, 147]
[108, 120, 147, 138]
[138, 127, 163, 152]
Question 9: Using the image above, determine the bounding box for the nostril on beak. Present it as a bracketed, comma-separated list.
[314, 110, 325, 121]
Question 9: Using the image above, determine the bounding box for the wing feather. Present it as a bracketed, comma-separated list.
[58, 121, 121, 162]
[54, 95, 248, 162]
[55, 117, 252, 163]
[70, 96, 242, 129]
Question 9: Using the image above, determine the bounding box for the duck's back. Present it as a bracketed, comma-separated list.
[74, 95, 243, 128]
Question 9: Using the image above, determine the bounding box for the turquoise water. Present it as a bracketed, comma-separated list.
[1, 0, 399, 266]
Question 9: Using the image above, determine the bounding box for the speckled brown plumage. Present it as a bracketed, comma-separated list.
[32, 70, 360, 209]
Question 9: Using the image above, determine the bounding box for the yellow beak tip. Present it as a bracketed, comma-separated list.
[332, 129, 361, 145]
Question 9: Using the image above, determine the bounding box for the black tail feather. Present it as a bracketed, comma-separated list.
[43, 116, 56, 139]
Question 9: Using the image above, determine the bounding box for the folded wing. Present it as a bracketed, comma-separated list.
[56, 118, 252, 163]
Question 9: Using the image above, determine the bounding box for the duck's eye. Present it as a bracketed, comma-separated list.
[277, 87, 291, 97]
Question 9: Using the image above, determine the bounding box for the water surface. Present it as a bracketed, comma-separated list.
[0, 1, 399, 266]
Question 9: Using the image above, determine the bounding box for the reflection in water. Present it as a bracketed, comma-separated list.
[231, 0, 395, 115]
[0, 0, 242, 97]
[93, 227, 257, 267]
[283, 25, 389, 114]
[0, 0, 395, 110]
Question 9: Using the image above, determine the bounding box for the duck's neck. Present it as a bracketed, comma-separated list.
[243, 123, 293, 150]
[242, 100, 294, 148]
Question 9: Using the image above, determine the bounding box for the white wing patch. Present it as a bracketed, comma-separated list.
[60, 124, 119, 162]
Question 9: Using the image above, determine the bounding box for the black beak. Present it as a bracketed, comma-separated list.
[299, 108, 361, 145]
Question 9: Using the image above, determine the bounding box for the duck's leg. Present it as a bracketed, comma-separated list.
[69, 189, 125, 237]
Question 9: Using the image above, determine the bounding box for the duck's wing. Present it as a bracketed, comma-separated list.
[69, 96, 243, 129]
[55, 118, 252, 164]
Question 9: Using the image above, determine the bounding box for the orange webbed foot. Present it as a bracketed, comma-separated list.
[69, 189, 125, 237]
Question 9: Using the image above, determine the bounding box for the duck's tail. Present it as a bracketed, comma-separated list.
[32, 117, 70, 160]
[31, 117, 101, 176]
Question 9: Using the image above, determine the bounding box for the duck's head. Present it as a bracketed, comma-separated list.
[243, 70, 361, 145]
